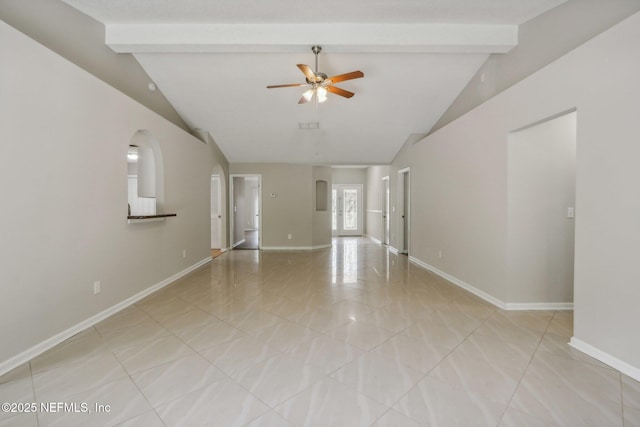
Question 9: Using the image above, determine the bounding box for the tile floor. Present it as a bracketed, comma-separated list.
[1, 237, 639, 426]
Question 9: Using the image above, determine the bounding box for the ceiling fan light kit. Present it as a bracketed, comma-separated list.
[267, 45, 364, 104]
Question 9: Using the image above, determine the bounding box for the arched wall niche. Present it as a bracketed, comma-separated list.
[128, 130, 165, 214]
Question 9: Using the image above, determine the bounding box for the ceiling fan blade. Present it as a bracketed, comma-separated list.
[297, 64, 319, 82]
[267, 83, 307, 89]
[326, 85, 355, 99]
[326, 71, 364, 84]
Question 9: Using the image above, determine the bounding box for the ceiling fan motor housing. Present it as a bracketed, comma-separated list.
[306, 72, 327, 85]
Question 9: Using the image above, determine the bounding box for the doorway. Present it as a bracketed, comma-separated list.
[230, 174, 261, 250]
[382, 176, 390, 245]
[332, 184, 363, 236]
[210, 175, 222, 250]
[397, 168, 410, 254]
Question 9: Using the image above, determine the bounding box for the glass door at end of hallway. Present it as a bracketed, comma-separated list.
[332, 184, 363, 236]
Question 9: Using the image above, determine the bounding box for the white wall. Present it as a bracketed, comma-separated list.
[507, 112, 576, 304]
[389, 12, 640, 375]
[0, 22, 220, 370]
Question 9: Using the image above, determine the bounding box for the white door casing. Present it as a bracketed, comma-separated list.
[210, 175, 222, 249]
[332, 184, 363, 236]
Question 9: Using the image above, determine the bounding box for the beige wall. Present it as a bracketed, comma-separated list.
[312, 167, 332, 248]
[365, 166, 391, 242]
[230, 164, 321, 248]
[332, 167, 367, 186]
[0, 0, 190, 132]
[193, 131, 230, 250]
[507, 112, 576, 304]
[0, 21, 219, 370]
[433, 0, 640, 132]
[389, 11, 640, 375]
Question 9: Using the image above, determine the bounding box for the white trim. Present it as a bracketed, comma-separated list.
[409, 256, 506, 309]
[127, 217, 165, 224]
[333, 184, 364, 237]
[569, 337, 640, 382]
[505, 302, 574, 311]
[230, 173, 262, 250]
[367, 209, 383, 213]
[382, 176, 390, 246]
[409, 256, 576, 311]
[261, 244, 331, 251]
[388, 246, 399, 254]
[0, 257, 212, 377]
[106, 23, 518, 54]
[397, 168, 410, 255]
[232, 238, 246, 248]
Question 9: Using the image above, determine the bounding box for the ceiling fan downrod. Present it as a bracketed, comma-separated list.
[312, 45, 321, 73]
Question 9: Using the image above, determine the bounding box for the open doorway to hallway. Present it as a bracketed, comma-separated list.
[382, 176, 390, 246]
[230, 174, 261, 250]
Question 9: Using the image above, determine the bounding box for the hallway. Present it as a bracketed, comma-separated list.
[0, 239, 637, 426]
[234, 229, 259, 250]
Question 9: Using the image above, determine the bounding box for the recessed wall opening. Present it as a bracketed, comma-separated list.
[230, 174, 261, 250]
[127, 130, 164, 217]
[315, 180, 328, 211]
[507, 110, 577, 305]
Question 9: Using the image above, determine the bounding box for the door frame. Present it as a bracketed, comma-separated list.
[382, 176, 390, 245]
[229, 174, 262, 249]
[397, 168, 410, 254]
[210, 174, 222, 249]
[332, 184, 364, 237]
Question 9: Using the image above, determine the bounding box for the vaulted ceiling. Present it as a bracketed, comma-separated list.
[63, 0, 566, 164]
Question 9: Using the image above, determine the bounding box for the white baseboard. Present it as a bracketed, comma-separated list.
[261, 244, 331, 251]
[409, 256, 507, 309]
[408, 256, 574, 312]
[365, 234, 382, 245]
[0, 256, 212, 377]
[505, 302, 574, 310]
[389, 246, 399, 254]
[570, 337, 640, 381]
[232, 239, 246, 248]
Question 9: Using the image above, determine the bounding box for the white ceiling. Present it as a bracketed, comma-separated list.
[63, 0, 567, 165]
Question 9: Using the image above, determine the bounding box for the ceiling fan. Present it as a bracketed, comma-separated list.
[267, 45, 364, 104]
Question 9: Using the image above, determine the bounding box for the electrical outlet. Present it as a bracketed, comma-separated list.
[287, 234, 292, 240]
[93, 281, 101, 295]
[182, 249, 187, 258]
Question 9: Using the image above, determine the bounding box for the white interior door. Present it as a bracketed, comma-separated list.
[382, 177, 390, 245]
[332, 184, 363, 236]
[397, 168, 410, 254]
[210, 175, 222, 249]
